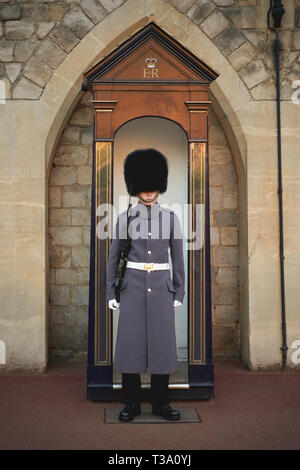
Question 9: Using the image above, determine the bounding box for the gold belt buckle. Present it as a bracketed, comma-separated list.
[144, 263, 154, 271]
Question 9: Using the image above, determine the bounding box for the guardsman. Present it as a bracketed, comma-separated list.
[106, 148, 185, 421]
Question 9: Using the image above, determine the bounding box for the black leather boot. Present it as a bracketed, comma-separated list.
[152, 403, 181, 420]
[119, 403, 141, 422]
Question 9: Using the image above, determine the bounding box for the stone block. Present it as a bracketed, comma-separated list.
[71, 208, 91, 226]
[210, 226, 220, 245]
[83, 228, 91, 246]
[0, 39, 14, 62]
[213, 246, 239, 266]
[55, 268, 77, 285]
[5, 63, 22, 83]
[36, 22, 56, 40]
[70, 107, 93, 126]
[294, 31, 300, 50]
[77, 166, 92, 185]
[72, 245, 90, 267]
[210, 164, 237, 185]
[5, 20, 35, 40]
[209, 145, 232, 164]
[0, 4, 21, 21]
[99, 0, 124, 13]
[62, 187, 88, 208]
[169, 0, 196, 13]
[81, 0, 106, 24]
[63, 5, 94, 39]
[239, 59, 270, 89]
[35, 38, 67, 70]
[49, 246, 72, 268]
[222, 7, 256, 29]
[200, 9, 230, 39]
[54, 145, 89, 166]
[212, 284, 238, 305]
[49, 226, 82, 246]
[212, 325, 235, 348]
[61, 126, 81, 144]
[71, 285, 89, 305]
[214, 0, 234, 5]
[220, 227, 238, 245]
[214, 24, 246, 56]
[50, 285, 70, 306]
[12, 77, 43, 99]
[14, 39, 37, 62]
[228, 41, 256, 71]
[224, 186, 238, 209]
[49, 187, 61, 208]
[76, 268, 90, 284]
[215, 304, 239, 323]
[80, 127, 93, 145]
[216, 209, 238, 227]
[216, 267, 239, 285]
[296, 7, 300, 29]
[186, 0, 215, 25]
[209, 185, 223, 210]
[49, 23, 80, 53]
[23, 55, 52, 88]
[208, 125, 228, 146]
[50, 208, 72, 226]
[50, 166, 77, 186]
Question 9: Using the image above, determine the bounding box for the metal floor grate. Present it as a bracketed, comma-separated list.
[105, 405, 202, 423]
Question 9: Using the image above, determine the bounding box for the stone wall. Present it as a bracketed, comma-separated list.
[48, 93, 239, 362]
[1, 0, 299, 102]
[48, 91, 93, 362]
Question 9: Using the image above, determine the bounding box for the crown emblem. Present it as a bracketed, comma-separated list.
[145, 58, 158, 68]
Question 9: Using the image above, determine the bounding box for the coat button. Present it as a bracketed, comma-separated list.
[147, 250, 151, 254]
[148, 288, 151, 292]
[148, 232, 151, 236]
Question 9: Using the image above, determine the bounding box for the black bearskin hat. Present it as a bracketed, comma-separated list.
[123, 148, 168, 196]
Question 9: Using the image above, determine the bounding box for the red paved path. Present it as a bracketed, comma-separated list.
[0, 360, 299, 450]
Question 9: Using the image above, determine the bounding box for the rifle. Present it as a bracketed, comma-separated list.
[114, 190, 133, 302]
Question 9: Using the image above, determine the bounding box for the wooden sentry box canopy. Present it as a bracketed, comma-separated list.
[83, 22, 219, 401]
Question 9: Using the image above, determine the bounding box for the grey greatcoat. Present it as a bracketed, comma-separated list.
[106, 201, 185, 374]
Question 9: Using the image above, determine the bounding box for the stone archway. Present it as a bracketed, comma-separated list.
[47, 95, 241, 364]
[41, 2, 252, 371]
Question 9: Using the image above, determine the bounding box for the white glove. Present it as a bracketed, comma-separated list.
[174, 300, 182, 307]
[108, 299, 120, 310]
